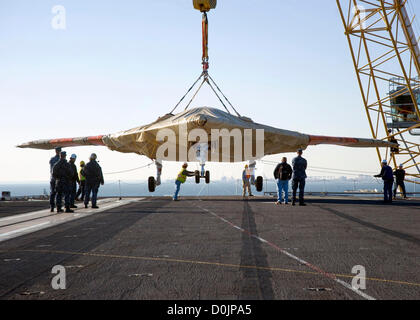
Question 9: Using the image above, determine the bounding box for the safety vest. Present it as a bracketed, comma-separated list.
[79, 168, 86, 181]
[177, 169, 187, 183]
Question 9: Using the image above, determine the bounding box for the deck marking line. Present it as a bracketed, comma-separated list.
[0, 222, 51, 238]
[197, 204, 376, 301]
[1, 248, 419, 288]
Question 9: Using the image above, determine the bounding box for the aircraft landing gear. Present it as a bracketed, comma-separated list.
[148, 160, 162, 193]
[249, 160, 264, 192]
[255, 176, 264, 192]
[148, 176, 156, 193]
[195, 163, 210, 184]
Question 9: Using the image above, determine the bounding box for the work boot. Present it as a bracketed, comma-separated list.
[65, 207, 74, 213]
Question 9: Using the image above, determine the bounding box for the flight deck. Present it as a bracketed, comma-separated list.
[0, 196, 419, 300]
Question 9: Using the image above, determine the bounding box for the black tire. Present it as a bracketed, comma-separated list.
[148, 176, 156, 193]
[195, 171, 200, 184]
[256, 176, 263, 192]
[205, 171, 210, 184]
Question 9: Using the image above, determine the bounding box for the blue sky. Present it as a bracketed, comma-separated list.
[1, 0, 419, 183]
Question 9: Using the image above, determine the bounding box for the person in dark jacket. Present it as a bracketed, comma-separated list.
[49, 147, 61, 212]
[76, 161, 86, 202]
[52, 151, 73, 213]
[83, 153, 104, 209]
[374, 160, 394, 204]
[393, 164, 407, 200]
[68, 154, 80, 208]
[292, 149, 308, 206]
[274, 157, 293, 205]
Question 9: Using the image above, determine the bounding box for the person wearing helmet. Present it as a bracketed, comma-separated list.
[83, 153, 104, 209]
[76, 160, 86, 202]
[68, 154, 80, 208]
[393, 164, 407, 200]
[374, 160, 394, 204]
[173, 163, 195, 201]
[242, 165, 254, 197]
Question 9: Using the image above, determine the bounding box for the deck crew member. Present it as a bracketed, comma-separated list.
[49, 147, 62, 212]
[274, 157, 293, 205]
[242, 165, 254, 197]
[374, 160, 394, 204]
[52, 151, 73, 213]
[83, 153, 104, 209]
[76, 161, 86, 202]
[69, 154, 80, 208]
[173, 163, 195, 201]
[292, 149, 308, 206]
[393, 164, 407, 200]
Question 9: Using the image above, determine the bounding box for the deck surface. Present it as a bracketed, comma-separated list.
[0, 196, 419, 300]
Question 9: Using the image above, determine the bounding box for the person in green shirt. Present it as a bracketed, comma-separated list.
[173, 163, 195, 201]
[75, 160, 86, 201]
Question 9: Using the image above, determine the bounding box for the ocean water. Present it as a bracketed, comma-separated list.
[1, 178, 419, 198]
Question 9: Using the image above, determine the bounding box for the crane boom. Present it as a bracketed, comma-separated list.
[337, 0, 420, 184]
[396, 0, 420, 78]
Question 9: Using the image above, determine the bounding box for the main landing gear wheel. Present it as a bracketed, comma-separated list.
[255, 176, 263, 192]
[148, 176, 156, 193]
[195, 171, 201, 184]
[205, 171, 210, 184]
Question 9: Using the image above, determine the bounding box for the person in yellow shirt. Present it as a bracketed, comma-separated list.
[173, 163, 195, 201]
[75, 160, 86, 202]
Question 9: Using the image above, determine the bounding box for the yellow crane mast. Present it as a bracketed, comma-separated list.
[336, 0, 420, 185]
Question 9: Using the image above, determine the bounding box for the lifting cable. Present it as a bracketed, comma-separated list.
[169, 11, 241, 117]
[169, 73, 204, 115]
[103, 162, 154, 175]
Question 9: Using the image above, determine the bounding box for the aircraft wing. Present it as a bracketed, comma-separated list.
[17, 107, 397, 162]
[308, 135, 394, 148]
[17, 135, 106, 150]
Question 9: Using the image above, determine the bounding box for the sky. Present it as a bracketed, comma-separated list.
[1, 0, 419, 183]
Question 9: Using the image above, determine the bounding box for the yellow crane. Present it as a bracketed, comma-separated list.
[336, 0, 420, 185]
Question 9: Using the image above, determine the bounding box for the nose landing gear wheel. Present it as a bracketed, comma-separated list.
[205, 171, 210, 184]
[195, 171, 200, 184]
[148, 176, 156, 193]
[255, 176, 263, 192]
